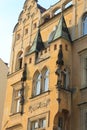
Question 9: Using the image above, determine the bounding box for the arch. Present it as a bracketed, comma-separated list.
[15, 51, 23, 71]
[32, 70, 41, 96]
[41, 66, 49, 92]
[82, 12, 87, 35]
[53, 110, 70, 130]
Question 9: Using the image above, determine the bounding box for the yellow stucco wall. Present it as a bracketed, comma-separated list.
[2, 0, 87, 130]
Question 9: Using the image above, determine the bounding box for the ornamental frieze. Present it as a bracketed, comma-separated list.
[29, 99, 50, 112]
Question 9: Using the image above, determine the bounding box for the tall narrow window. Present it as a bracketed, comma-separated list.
[15, 52, 23, 71]
[42, 68, 49, 92]
[84, 58, 87, 85]
[11, 89, 21, 113]
[36, 74, 41, 95]
[33, 72, 41, 96]
[44, 69, 49, 91]
[83, 13, 87, 35]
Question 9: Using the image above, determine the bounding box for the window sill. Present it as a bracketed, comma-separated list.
[80, 86, 87, 91]
[29, 90, 50, 100]
[8, 68, 23, 78]
[9, 112, 21, 117]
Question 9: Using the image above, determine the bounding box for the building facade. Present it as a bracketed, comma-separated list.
[0, 59, 8, 130]
[1, 0, 87, 130]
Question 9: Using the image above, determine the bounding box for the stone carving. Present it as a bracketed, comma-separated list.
[62, 68, 70, 89]
[29, 99, 50, 112]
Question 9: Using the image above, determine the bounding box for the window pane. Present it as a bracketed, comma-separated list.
[44, 70, 49, 91]
[36, 74, 41, 95]
[31, 121, 38, 130]
[83, 16, 87, 35]
[39, 118, 46, 128]
[16, 99, 20, 112]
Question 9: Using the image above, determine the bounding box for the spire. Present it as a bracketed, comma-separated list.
[53, 15, 72, 42]
[26, 29, 44, 55]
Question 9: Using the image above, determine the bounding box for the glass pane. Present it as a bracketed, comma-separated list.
[44, 70, 49, 91]
[36, 74, 41, 95]
[83, 16, 87, 35]
[34, 121, 38, 128]
[16, 99, 20, 112]
[39, 118, 46, 128]
[31, 121, 38, 130]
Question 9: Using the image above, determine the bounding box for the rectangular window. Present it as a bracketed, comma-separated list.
[31, 118, 46, 130]
[11, 89, 21, 114]
[28, 112, 49, 130]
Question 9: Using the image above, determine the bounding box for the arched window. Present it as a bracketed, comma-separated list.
[42, 68, 49, 92]
[83, 13, 87, 35]
[33, 71, 41, 96]
[15, 51, 23, 71]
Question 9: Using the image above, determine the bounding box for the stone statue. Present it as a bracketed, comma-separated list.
[62, 68, 69, 89]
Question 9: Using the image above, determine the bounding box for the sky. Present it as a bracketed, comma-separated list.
[0, 0, 58, 64]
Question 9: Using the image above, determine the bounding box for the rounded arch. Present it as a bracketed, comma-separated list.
[53, 109, 70, 130]
[15, 50, 23, 71]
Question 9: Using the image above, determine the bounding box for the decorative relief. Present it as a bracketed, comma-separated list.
[29, 99, 50, 112]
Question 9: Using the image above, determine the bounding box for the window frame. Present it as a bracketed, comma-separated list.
[32, 68, 49, 98]
[80, 51, 87, 88]
[11, 82, 21, 114]
[82, 13, 87, 35]
[32, 72, 41, 97]
[41, 69, 49, 93]
[28, 112, 49, 130]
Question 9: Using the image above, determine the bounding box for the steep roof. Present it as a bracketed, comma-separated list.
[48, 15, 72, 44]
[26, 29, 44, 55]
[53, 15, 71, 41]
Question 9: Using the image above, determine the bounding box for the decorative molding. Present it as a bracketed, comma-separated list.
[29, 99, 50, 112]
